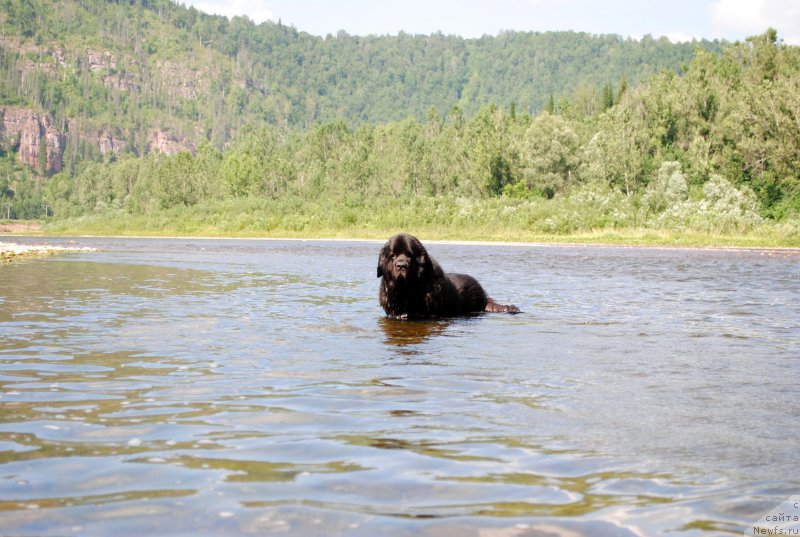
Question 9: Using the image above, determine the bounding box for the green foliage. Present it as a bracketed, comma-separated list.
[1, 1, 797, 243]
[220, 132, 271, 197]
[642, 161, 689, 214]
[582, 30, 800, 217]
[0, 153, 48, 218]
[0, 0, 718, 143]
[516, 112, 580, 197]
[46, 27, 799, 243]
[653, 174, 763, 233]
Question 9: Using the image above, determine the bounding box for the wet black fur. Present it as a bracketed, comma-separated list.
[377, 233, 520, 319]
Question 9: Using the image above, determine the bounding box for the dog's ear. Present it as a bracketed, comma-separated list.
[414, 242, 433, 277]
[377, 243, 389, 278]
[417, 253, 433, 277]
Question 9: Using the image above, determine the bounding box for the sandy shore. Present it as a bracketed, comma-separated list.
[3, 232, 799, 256]
[0, 241, 96, 262]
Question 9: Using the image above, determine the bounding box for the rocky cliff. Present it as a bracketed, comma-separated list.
[0, 107, 196, 174]
[0, 108, 66, 173]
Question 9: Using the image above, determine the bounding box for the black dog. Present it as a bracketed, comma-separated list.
[377, 233, 520, 319]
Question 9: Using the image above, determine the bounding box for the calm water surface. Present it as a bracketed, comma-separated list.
[1, 237, 798, 536]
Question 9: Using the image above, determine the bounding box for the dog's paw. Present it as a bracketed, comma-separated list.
[485, 299, 521, 314]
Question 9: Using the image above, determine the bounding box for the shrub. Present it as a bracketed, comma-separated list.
[654, 174, 762, 232]
[643, 161, 688, 214]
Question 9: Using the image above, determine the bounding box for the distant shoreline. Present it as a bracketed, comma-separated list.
[3, 231, 799, 255]
[0, 221, 42, 234]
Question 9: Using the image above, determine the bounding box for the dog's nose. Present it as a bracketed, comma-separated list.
[395, 260, 408, 270]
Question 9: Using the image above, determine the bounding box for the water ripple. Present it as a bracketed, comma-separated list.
[1, 238, 798, 535]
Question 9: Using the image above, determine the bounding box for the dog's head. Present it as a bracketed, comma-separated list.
[377, 233, 433, 283]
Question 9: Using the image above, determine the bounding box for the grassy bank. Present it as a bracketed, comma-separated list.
[0, 220, 43, 233]
[39, 195, 800, 248]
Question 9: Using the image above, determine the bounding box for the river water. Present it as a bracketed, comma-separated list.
[1, 237, 798, 536]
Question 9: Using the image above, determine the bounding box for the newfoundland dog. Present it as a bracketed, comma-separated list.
[377, 233, 520, 319]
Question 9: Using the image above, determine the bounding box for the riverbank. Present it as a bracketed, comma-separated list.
[33, 222, 800, 249]
[0, 221, 43, 233]
[23, 193, 800, 248]
[5, 208, 800, 249]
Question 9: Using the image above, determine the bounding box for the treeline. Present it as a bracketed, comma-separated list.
[46, 30, 799, 236]
[0, 154, 42, 218]
[0, 0, 724, 219]
[1, 0, 717, 130]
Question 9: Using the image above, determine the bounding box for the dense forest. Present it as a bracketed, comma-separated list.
[0, 0, 716, 128]
[43, 30, 800, 241]
[0, 1, 798, 242]
[0, 0, 720, 220]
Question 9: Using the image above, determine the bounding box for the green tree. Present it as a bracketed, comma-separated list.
[602, 83, 614, 110]
[517, 112, 580, 197]
[642, 161, 688, 215]
[37, 135, 47, 176]
[465, 104, 516, 196]
[220, 131, 271, 197]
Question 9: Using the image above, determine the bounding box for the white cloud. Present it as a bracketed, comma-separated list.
[710, 0, 800, 44]
[185, 0, 275, 24]
[710, 0, 763, 34]
[665, 32, 702, 43]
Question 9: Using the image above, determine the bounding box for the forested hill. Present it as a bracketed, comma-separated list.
[1, 0, 720, 174]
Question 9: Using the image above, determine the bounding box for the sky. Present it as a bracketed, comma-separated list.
[181, 0, 800, 45]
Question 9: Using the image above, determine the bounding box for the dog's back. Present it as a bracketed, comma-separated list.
[442, 273, 489, 316]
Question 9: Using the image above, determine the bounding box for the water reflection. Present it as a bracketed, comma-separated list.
[378, 317, 450, 348]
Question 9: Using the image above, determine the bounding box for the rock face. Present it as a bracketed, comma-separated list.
[1, 107, 197, 173]
[0, 108, 66, 173]
[73, 125, 128, 157]
[148, 129, 194, 155]
[0, 37, 205, 173]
